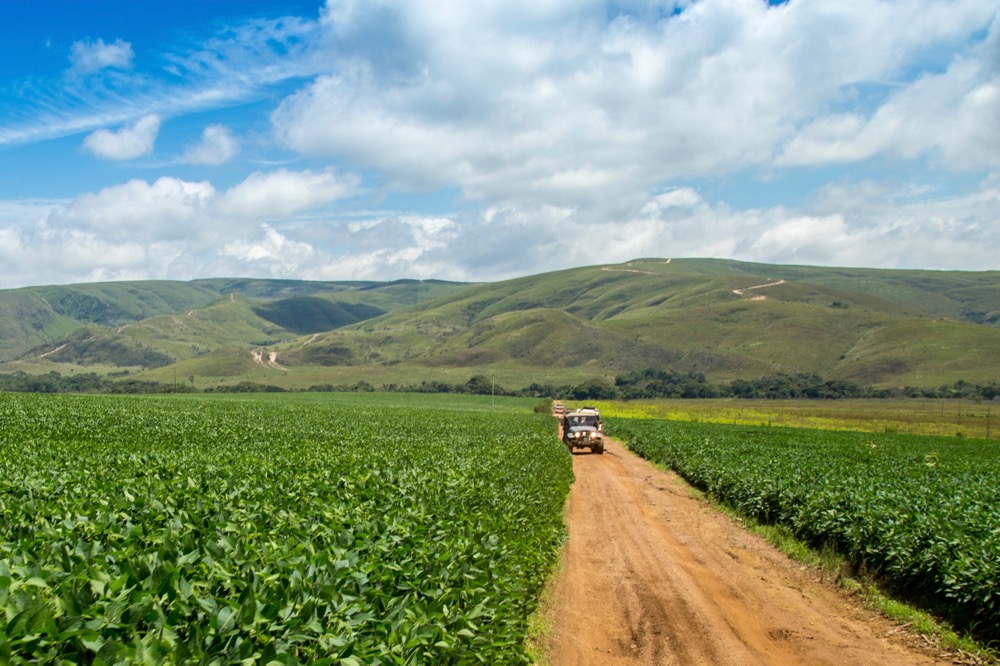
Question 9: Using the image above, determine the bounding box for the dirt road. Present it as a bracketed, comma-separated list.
[541, 438, 953, 666]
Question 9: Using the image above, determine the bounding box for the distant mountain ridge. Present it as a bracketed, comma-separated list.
[1, 259, 997, 389]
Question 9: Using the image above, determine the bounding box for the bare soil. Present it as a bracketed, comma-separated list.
[540, 437, 957, 666]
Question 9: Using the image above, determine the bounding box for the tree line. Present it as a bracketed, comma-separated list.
[0, 369, 997, 402]
[346, 371, 998, 401]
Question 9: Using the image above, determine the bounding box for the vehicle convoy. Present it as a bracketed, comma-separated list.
[562, 407, 604, 454]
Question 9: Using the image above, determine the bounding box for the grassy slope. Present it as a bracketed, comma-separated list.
[287, 258, 1000, 387]
[33, 281, 224, 325]
[0, 279, 468, 365]
[710, 260, 1000, 325]
[836, 318, 1000, 386]
[0, 290, 83, 359]
[117, 299, 291, 359]
[1, 260, 997, 388]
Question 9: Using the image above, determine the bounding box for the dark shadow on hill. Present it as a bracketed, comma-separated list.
[252, 297, 385, 335]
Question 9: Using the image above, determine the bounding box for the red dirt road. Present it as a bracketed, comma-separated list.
[541, 438, 954, 666]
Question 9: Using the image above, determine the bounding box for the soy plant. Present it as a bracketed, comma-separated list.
[0, 393, 573, 664]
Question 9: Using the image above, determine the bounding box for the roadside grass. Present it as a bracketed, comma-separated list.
[525, 544, 566, 666]
[526, 427, 573, 666]
[636, 456, 998, 664]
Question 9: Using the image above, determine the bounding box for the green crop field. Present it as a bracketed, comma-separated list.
[591, 398, 999, 440]
[0, 393, 572, 664]
[608, 417, 1000, 640]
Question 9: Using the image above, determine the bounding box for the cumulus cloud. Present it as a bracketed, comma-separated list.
[2, 1, 999, 287]
[271, 0, 999, 210]
[82, 114, 161, 160]
[53, 168, 357, 242]
[62, 177, 216, 239]
[222, 225, 318, 277]
[1, 172, 997, 288]
[219, 169, 359, 218]
[182, 125, 240, 165]
[401, 176, 1000, 280]
[69, 38, 134, 73]
[0, 219, 168, 287]
[272, 177, 1000, 282]
[779, 58, 1000, 169]
[0, 167, 362, 286]
[626, 180, 1000, 271]
[325, 215, 460, 279]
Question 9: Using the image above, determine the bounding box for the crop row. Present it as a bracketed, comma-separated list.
[0, 394, 573, 664]
[608, 417, 1000, 638]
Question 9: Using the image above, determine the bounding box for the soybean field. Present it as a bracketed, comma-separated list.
[0, 393, 573, 664]
[609, 417, 1000, 641]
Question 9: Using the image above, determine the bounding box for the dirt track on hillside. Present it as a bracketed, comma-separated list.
[540, 438, 955, 666]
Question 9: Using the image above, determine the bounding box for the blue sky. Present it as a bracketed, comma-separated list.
[1, 0, 997, 287]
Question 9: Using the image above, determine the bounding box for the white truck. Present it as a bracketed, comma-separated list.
[562, 407, 604, 454]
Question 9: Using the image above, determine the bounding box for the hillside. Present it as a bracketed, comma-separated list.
[0, 278, 468, 371]
[1, 259, 998, 389]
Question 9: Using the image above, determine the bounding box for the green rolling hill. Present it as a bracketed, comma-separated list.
[1, 259, 997, 389]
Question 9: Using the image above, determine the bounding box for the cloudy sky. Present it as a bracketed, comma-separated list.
[1, 0, 997, 288]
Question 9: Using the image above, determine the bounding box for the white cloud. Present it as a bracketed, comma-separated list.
[0, 220, 168, 287]
[222, 225, 318, 277]
[82, 114, 161, 160]
[218, 169, 358, 218]
[69, 38, 134, 73]
[271, 0, 999, 210]
[379, 176, 1000, 280]
[1, 172, 997, 288]
[182, 125, 240, 165]
[623, 179, 1000, 271]
[2, 1, 999, 288]
[779, 58, 1000, 169]
[55, 168, 357, 243]
[327, 215, 460, 279]
[63, 177, 216, 239]
[0, 168, 362, 287]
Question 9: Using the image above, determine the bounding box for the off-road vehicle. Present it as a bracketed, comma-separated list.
[562, 408, 604, 454]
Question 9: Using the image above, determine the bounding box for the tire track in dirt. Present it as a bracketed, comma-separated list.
[541, 438, 952, 666]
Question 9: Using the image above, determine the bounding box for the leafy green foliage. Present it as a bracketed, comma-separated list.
[0, 371, 193, 394]
[610, 417, 1000, 639]
[0, 394, 572, 663]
